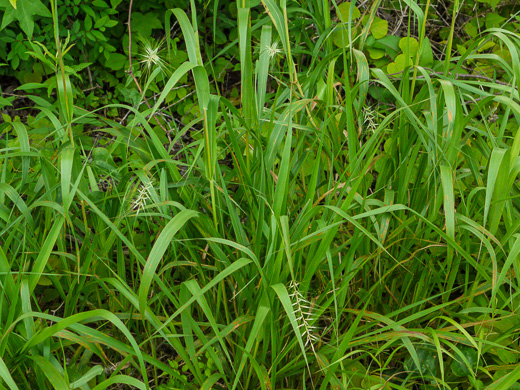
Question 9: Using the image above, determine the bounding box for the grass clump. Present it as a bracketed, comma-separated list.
[2, 0, 520, 389]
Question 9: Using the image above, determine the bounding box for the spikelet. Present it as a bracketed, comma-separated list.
[264, 41, 283, 59]
[288, 281, 319, 353]
[362, 105, 378, 134]
[136, 36, 171, 82]
[131, 178, 154, 216]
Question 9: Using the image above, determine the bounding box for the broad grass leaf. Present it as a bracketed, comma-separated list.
[10, 121, 30, 185]
[238, 7, 256, 126]
[21, 310, 149, 384]
[0, 356, 18, 390]
[201, 374, 224, 390]
[29, 356, 69, 389]
[440, 164, 455, 280]
[170, 8, 202, 66]
[138, 209, 198, 313]
[69, 366, 103, 389]
[92, 376, 147, 390]
[487, 365, 520, 389]
[256, 24, 272, 117]
[231, 306, 269, 389]
[353, 48, 369, 111]
[28, 216, 65, 293]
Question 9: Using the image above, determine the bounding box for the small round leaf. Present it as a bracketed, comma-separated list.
[371, 17, 388, 39]
[337, 2, 361, 23]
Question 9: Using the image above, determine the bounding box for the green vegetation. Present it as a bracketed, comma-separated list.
[1, 0, 520, 388]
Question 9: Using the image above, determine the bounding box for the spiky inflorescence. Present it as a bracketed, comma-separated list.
[137, 37, 171, 80]
[289, 281, 319, 352]
[265, 41, 283, 59]
[362, 105, 378, 134]
[131, 179, 154, 216]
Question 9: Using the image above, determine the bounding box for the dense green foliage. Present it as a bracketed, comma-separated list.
[2, 0, 520, 389]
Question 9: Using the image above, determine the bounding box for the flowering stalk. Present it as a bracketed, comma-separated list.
[289, 281, 319, 353]
[131, 179, 154, 216]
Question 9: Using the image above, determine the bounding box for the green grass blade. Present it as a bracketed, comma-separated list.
[92, 376, 147, 390]
[232, 306, 270, 390]
[28, 356, 69, 390]
[138, 209, 198, 312]
[0, 356, 18, 390]
[28, 216, 65, 293]
[271, 283, 308, 365]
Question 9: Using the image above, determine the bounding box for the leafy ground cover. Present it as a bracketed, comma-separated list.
[2, 0, 520, 389]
